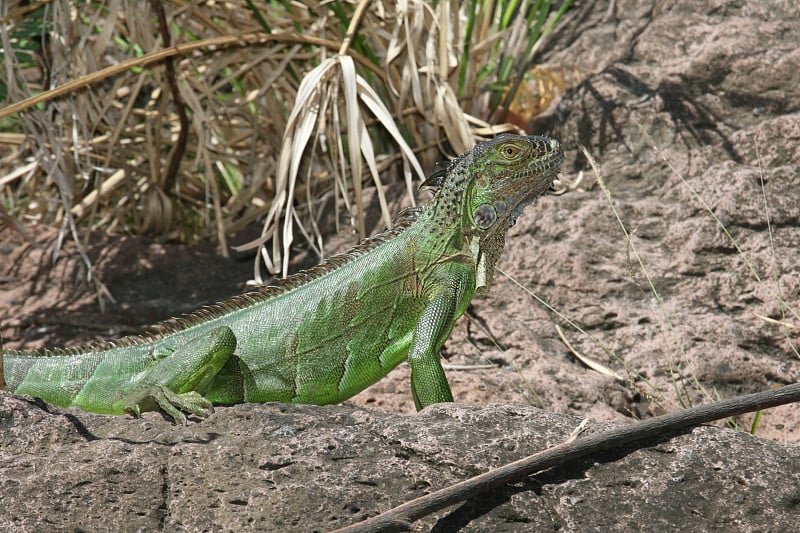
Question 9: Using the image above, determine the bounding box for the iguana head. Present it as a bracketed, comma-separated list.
[425, 134, 564, 292]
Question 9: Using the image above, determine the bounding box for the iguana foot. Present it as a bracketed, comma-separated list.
[123, 385, 214, 425]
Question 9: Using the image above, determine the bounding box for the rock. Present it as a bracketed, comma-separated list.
[1, 396, 798, 532]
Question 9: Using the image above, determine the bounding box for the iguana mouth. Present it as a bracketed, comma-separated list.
[506, 144, 564, 227]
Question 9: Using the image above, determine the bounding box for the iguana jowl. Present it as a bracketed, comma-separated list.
[2, 134, 564, 423]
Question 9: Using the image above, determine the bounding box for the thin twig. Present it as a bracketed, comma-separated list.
[331, 383, 800, 533]
[0, 33, 387, 122]
[149, 0, 189, 194]
[0, 337, 5, 389]
[338, 0, 371, 55]
[556, 324, 623, 380]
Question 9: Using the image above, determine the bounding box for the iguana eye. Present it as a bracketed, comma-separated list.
[502, 145, 520, 158]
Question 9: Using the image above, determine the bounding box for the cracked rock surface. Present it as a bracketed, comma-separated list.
[2, 396, 799, 532]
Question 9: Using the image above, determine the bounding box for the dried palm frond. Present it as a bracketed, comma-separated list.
[0, 0, 573, 287]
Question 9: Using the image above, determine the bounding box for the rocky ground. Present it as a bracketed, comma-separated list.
[2, 396, 799, 532]
[1, 0, 799, 531]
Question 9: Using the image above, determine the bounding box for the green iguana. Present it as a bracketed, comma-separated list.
[2, 134, 563, 423]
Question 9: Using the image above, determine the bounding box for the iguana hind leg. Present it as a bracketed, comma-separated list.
[106, 326, 237, 424]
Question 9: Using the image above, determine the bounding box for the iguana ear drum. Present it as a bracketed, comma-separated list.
[473, 204, 497, 230]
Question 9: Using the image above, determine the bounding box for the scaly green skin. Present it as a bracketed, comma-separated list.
[2, 134, 563, 423]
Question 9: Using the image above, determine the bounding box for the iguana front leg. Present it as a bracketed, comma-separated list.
[409, 260, 475, 410]
[119, 326, 237, 424]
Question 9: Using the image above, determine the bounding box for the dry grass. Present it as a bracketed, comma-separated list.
[0, 0, 571, 283]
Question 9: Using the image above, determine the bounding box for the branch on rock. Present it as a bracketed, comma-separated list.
[333, 383, 800, 533]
